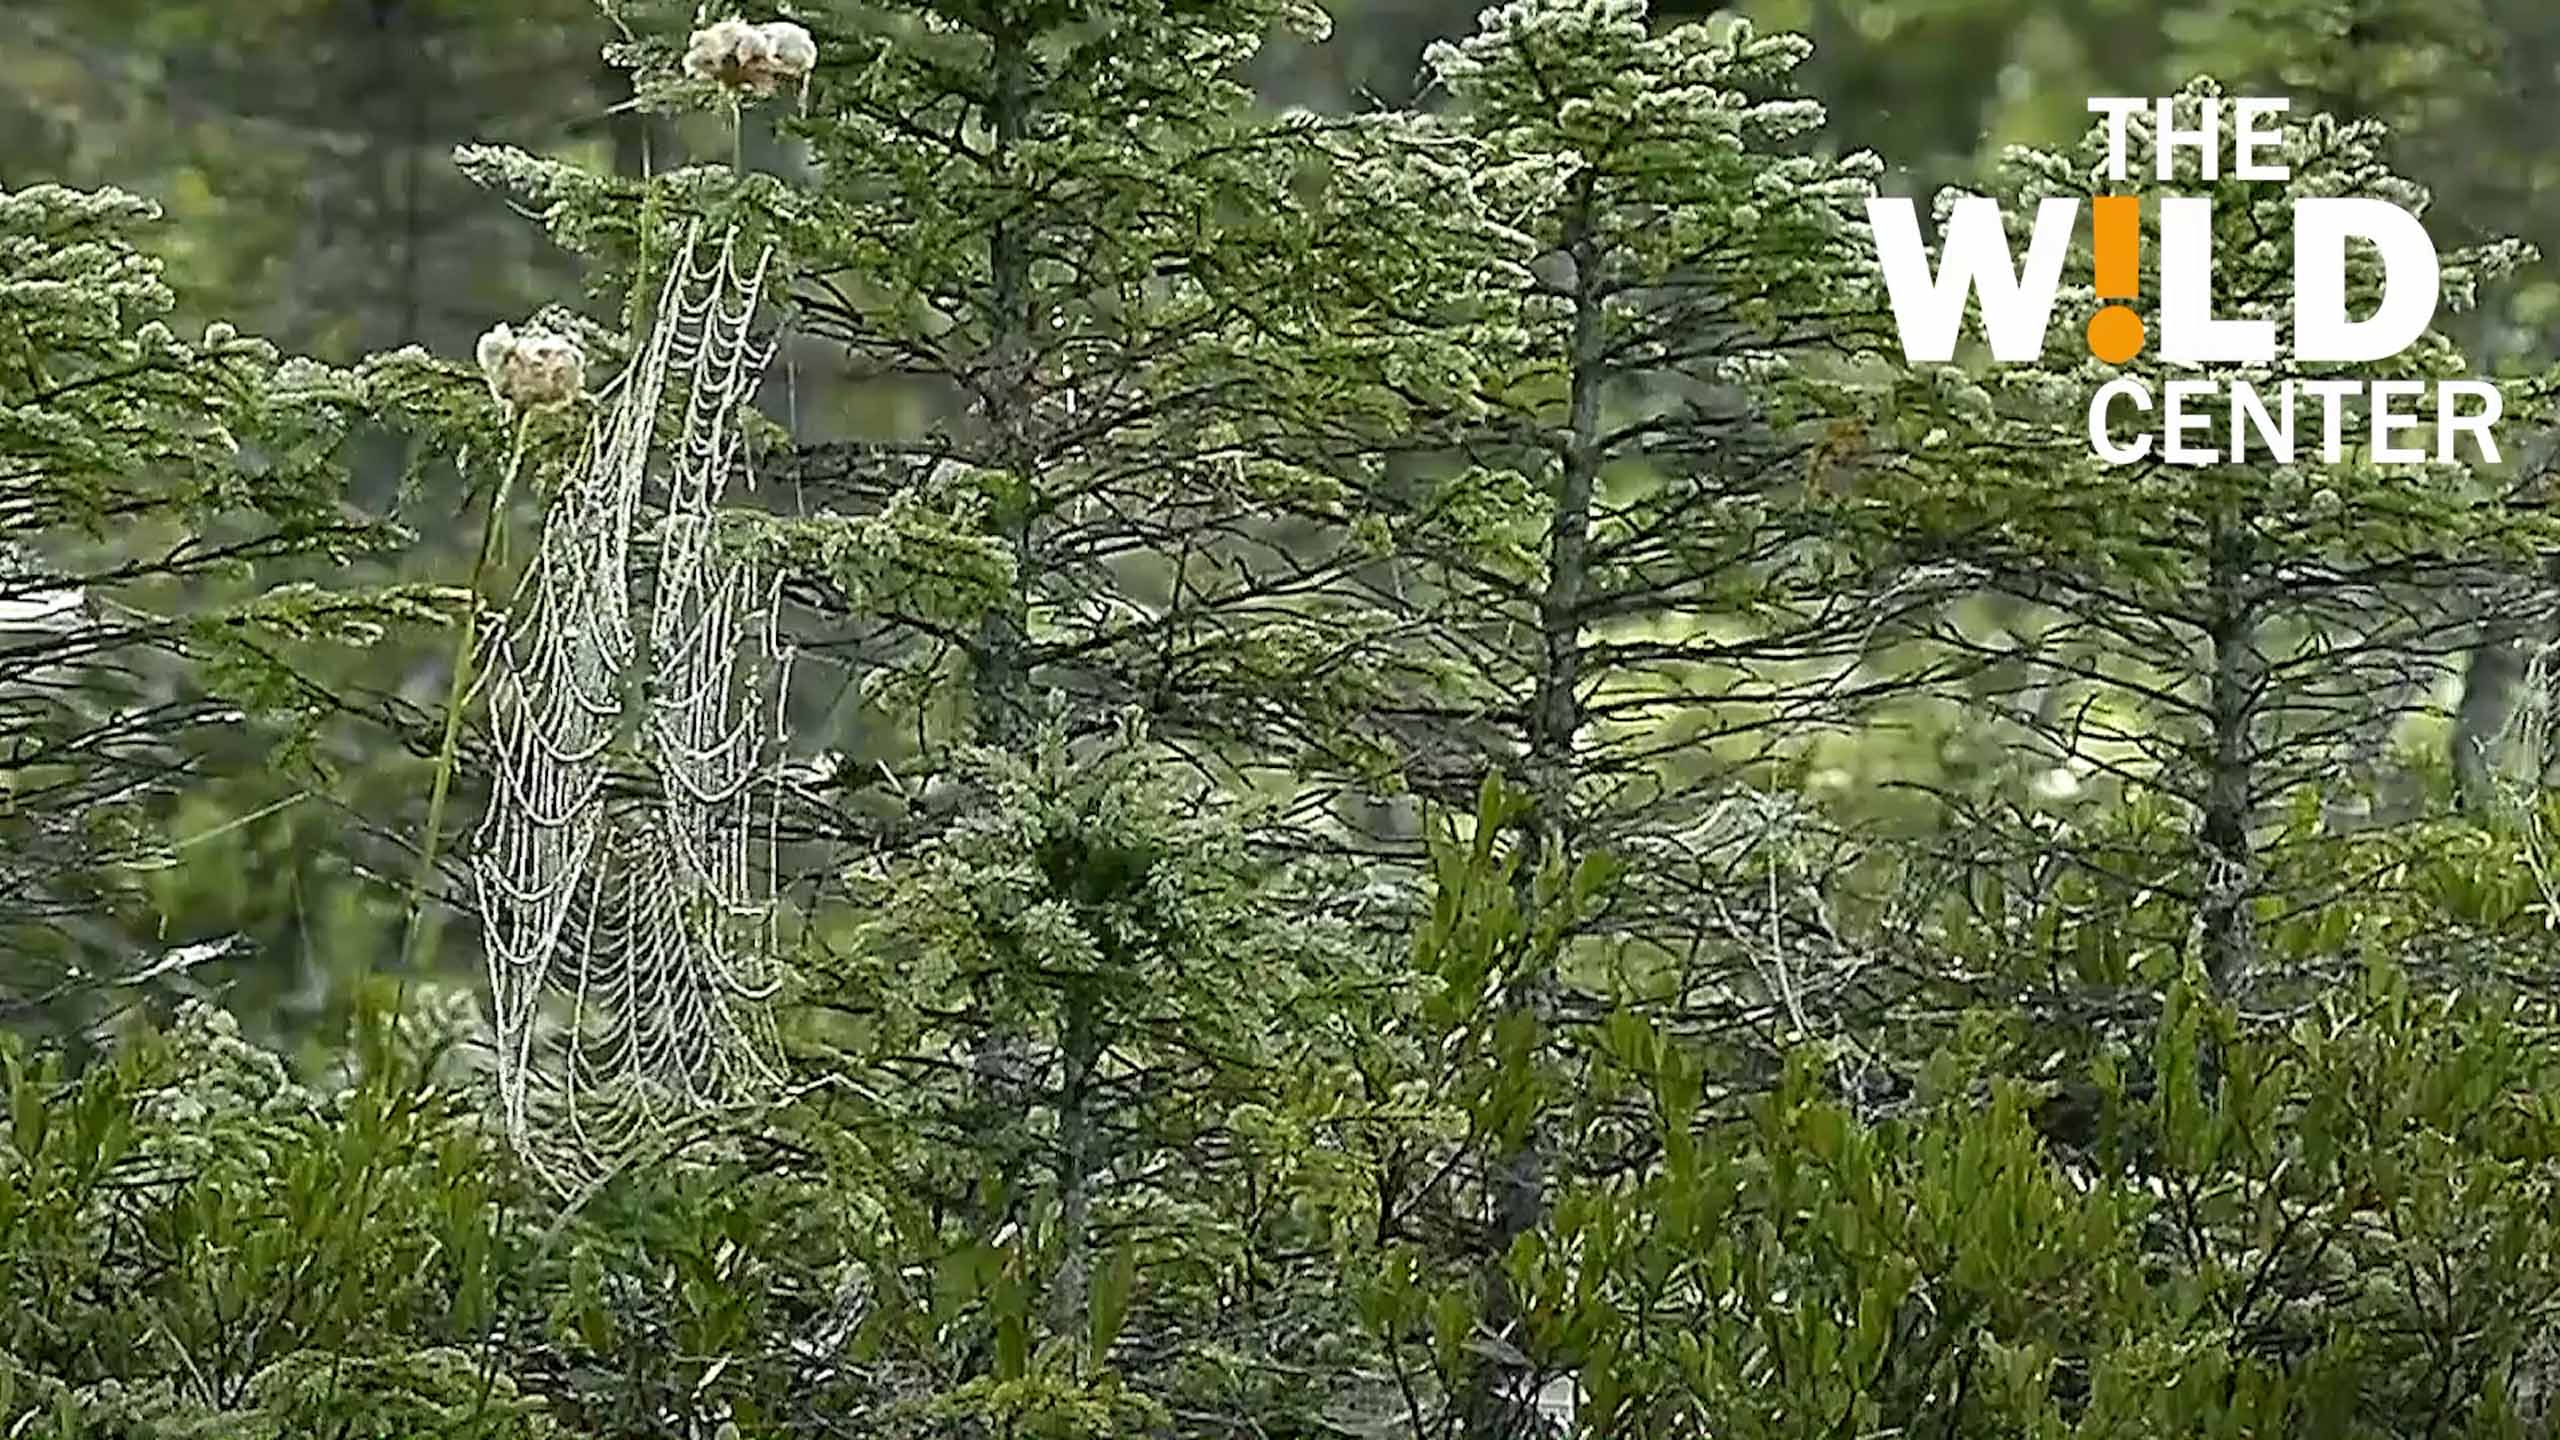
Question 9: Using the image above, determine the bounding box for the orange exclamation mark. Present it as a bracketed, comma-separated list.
[2086, 195, 2145, 364]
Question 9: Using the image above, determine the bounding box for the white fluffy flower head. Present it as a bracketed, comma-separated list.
[683, 16, 817, 98]
[477, 323, 587, 412]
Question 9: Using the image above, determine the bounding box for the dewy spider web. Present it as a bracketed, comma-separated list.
[472, 221, 791, 1184]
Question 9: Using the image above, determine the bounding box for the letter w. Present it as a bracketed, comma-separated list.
[1867, 197, 2075, 363]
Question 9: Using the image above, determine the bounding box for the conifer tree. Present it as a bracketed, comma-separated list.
[462, 0, 1502, 783]
[1376, 0, 1899, 922]
[1287, 3, 1910, 1429]
[0, 183, 430, 1017]
[1881, 82, 2553, 1066]
[444, 1, 1507, 1430]
[2163, 0, 2560, 800]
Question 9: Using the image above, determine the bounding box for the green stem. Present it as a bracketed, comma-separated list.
[395, 414, 529, 988]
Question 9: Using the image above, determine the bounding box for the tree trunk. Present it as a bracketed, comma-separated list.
[973, 22, 1037, 749]
[2199, 510, 2259, 994]
[2453, 602, 2530, 808]
[1466, 191, 1602, 1440]
[1048, 982, 1102, 1349]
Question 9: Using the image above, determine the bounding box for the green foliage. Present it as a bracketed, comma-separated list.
[1341, 797, 2560, 1434]
[1874, 78, 2558, 995]
[19, 4, 2560, 1440]
[0, 998, 550, 1437]
[787, 717, 1378, 1432]
[472, 0, 1521, 786]
[0, 181, 428, 1021]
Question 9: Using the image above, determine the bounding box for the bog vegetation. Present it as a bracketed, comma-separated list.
[8, 0, 2560, 1435]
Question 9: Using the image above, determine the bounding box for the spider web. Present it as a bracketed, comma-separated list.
[472, 222, 791, 1184]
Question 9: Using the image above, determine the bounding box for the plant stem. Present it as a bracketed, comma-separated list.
[395, 414, 529, 987]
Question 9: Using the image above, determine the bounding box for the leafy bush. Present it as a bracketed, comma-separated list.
[0, 998, 550, 1438]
